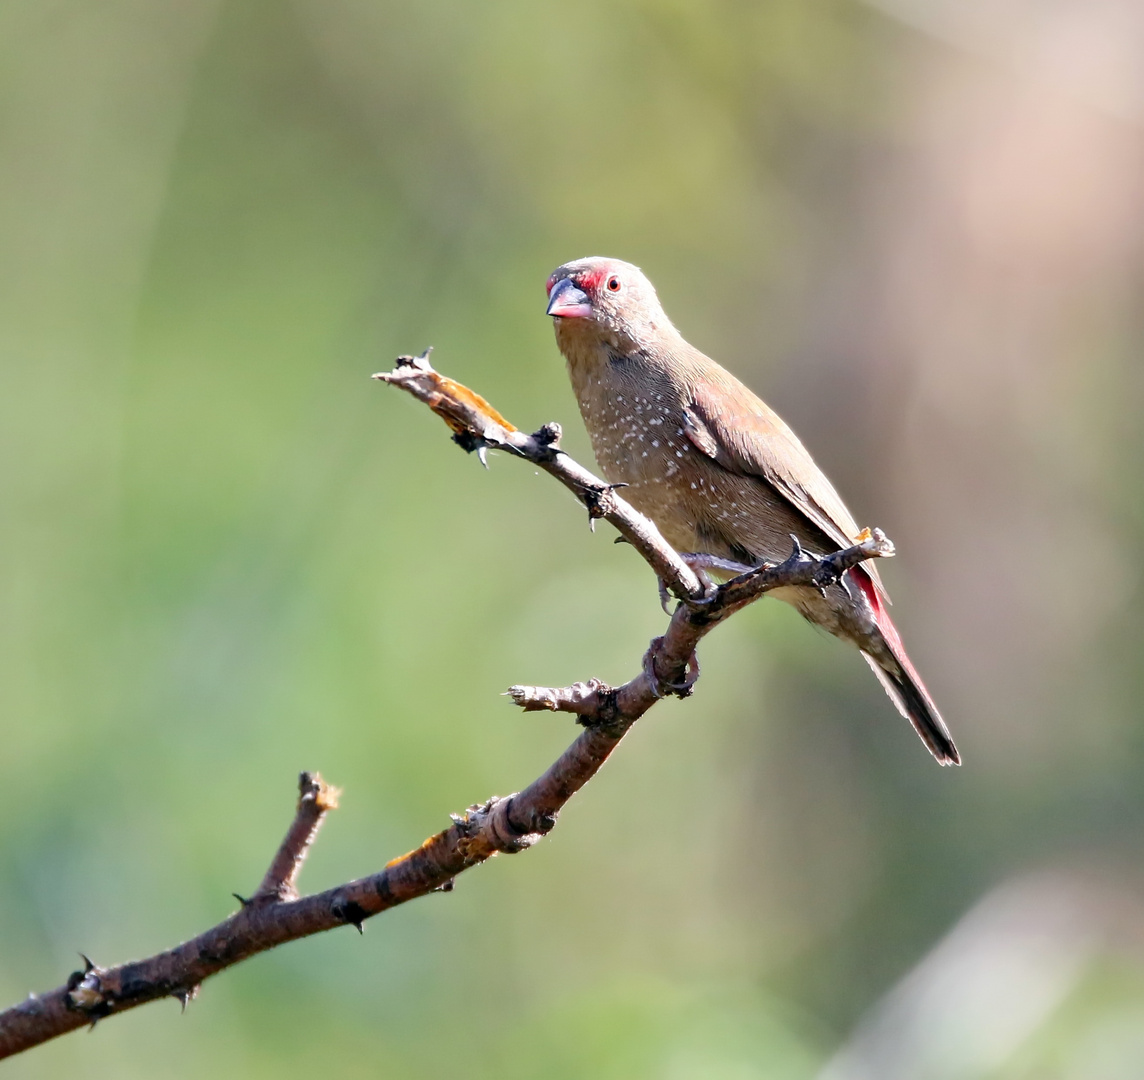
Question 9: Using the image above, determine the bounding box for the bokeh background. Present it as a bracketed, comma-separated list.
[4, 1, 1144, 1076]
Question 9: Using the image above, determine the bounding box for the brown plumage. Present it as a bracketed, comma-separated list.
[546, 256, 959, 766]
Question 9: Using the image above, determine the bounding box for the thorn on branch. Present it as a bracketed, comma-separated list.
[529, 421, 562, 461]
[532, 421, 562, 449]
[711, 525, 897, 615]
[776, 534, 829, 595]
[451, 428, 492, 463]
[0, 353, 908, 1062]
[330, 897, 369, 934]
[373, 349, 520, 460]
[172, 985, 199, 1013]
[372, 350, 703, 597]
[583, 482, 628, 531]
[65, 958, 110, 1020]
[392, 346, 434, 373]
[232, 893, 252, 909]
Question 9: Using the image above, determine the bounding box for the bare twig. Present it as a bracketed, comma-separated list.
[253, 772, 340, 903]
[372, 349, 707, 602]
[0, 352, 893, 1060]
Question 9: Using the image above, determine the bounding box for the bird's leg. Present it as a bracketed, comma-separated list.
[681, 553, 757, 577]
[657, 553, 752, 613]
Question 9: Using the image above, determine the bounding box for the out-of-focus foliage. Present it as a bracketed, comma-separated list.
[4, 1, 1144, 1076]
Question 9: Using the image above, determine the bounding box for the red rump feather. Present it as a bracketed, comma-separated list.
[848, 566, 959, 764]
[850, 567, 904, 657]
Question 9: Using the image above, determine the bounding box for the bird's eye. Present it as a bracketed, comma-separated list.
[607, 276, 621, 292]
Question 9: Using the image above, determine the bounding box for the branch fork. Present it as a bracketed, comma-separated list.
[254, 771, 340, 904]
[0, 351, 894, 1061]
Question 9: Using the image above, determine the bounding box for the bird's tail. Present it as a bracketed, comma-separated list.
[861, 648, 960, 766]
[850, 571, 960, 766]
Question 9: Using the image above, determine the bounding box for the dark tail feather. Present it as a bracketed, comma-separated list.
[861, 650, 960, 766]
[847, 567, 959, 766]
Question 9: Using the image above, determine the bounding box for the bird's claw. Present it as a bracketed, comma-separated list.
[674, 552, 749, 606]
[659, 552, 730, 614]
[642, 637, 700, 699]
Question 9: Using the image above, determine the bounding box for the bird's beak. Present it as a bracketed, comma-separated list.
[546, 277, 592, 319]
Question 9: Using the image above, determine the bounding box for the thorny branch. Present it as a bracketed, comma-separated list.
[0, 350, 894, 1060]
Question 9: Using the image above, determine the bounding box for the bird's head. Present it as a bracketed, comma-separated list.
[545, 257, 672, 354]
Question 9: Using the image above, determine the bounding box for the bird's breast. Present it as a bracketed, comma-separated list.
[575, 377, 692, 485]
[571, 371, 715, 552]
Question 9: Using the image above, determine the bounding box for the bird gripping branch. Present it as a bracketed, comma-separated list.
[546, 256, 959, 766]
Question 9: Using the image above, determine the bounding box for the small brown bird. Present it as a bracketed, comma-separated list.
[546, 256, 959, 765]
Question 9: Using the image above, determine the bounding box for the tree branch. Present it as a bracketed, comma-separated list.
[251, 771, 340, 904]
[0, 351, 893, 1060]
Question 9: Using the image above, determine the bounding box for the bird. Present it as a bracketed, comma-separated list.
[545, 256, 959, 766]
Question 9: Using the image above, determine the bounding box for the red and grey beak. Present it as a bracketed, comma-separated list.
[546, 277, 592, 318]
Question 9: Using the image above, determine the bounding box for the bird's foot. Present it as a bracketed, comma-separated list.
[682, 552, 757, 577]
[642, 637, 700, 699]
[658, 553, 752, 613]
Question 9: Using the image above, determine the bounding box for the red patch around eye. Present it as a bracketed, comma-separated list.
[545, 272, 558, 295]
[577, 267, 607, 294]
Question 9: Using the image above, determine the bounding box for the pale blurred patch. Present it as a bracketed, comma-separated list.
[819, 870, 1144, 1080]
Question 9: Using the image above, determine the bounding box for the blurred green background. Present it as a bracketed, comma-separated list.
[4, 1, 1144, 1076]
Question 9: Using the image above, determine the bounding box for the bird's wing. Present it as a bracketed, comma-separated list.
[683, 363, 888, 599]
